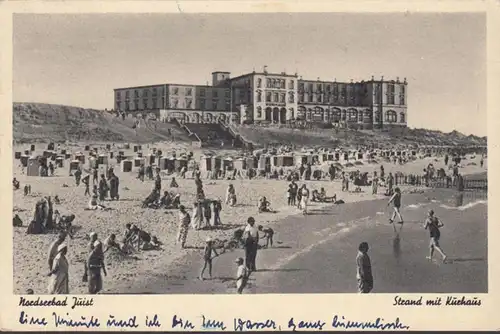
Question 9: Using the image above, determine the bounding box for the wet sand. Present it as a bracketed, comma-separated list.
[116, 188, 487, 294]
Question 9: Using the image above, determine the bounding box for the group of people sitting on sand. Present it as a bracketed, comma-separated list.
[142, 188, 182, 209]
[311, 187, 337, 203]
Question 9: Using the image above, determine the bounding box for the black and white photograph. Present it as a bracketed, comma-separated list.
[11, 11, 488, 297]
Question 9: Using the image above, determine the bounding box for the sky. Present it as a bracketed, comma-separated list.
[13, 13, 486, 136]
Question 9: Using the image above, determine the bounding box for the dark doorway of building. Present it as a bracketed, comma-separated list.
[279, 108, 287, 124]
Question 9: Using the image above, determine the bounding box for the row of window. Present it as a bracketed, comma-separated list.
[118, 88, 161, 100]
[252, 107, 406, 123]
[256, 78, 295, 90]
[376, 93, 406, 105]
[199, 99, 231, 110]
[199, 89, 231, 98]
[117, 87, 232, 100]
[256, 91, 295, 103]
[121, 99, 162, 111]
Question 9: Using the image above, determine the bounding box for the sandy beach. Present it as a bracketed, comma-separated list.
[12, 143, 487, 294]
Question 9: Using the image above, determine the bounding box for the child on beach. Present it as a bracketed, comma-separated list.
[235, 257, 249, 294]
[258, 224, 274, 248]
[356, 242, 373, 293]
[423, 210, 447, 263]
[387, 187, 404, 225]
[199, 237, 220, 280]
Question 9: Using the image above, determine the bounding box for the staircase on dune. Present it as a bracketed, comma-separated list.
[181, 122, 246, 148]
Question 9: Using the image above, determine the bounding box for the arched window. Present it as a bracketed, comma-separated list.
[386, 110, 397, 123]
[288, 92, 295, 103]
[400, 112, 405, 123]
[257, 90, 262, 102]
[289, 80, 295, 89]
[257, 78, 262, 88]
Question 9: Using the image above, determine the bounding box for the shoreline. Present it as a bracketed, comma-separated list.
[112, 187, 487, 294]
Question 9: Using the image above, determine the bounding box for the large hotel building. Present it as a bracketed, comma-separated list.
[114, 69, 407, 129]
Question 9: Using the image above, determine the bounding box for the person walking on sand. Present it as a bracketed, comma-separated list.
[177, 205, 191, 248]
[235, 257, 249, 294]
[356, 242, 373, 294]
[387, 187, 404, 225]
[424, 210, 447, 263]
[199, 237, 220, 280]
[87, 241, 107, 294]
[47, 243, 69, 294]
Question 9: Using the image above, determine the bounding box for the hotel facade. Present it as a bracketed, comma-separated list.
[114, 69, 408, 129]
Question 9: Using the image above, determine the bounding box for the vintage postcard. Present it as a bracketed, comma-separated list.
[0, 0, 498, 331]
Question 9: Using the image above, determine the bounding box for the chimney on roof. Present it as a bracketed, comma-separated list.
[334, 78, 337, 82]
[371, 75, 374, 81]
[404, 77, 407, 84]
[396, 77, 400, 83]
[381, 76, 384, 81]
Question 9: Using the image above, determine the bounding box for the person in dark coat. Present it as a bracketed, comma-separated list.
[98, 174, 109, 201]
[109, 172, 120, 200]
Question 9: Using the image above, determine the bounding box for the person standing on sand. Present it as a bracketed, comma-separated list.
[109, 172, 120, 200]
[87, 241, 107, 294]
[372, 171, 378, 195]
[356, 242, 373, 293]
[73, 166, 81, 186]
[212, 200, 222, 226]
[98, 174, 109, 201]
[199, 237, 220, 280]
[299, 184, 310, 215]
[82, 232, 99, 282]
[287, 184, 294, 206]
[177, 205, 191, 248]
[154, 170, 162, 192]
[191, 202, 203, 230]
[386, 172, 394, 196]
[387, 187, 404, 225]
[92, 167, 98, 185]
[47, 243, 69, 294]
[82, 174, 90, 196]
[47, 231, 67, 271]
[424, 210, 447, 263]
[243, 217, 259, 272]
